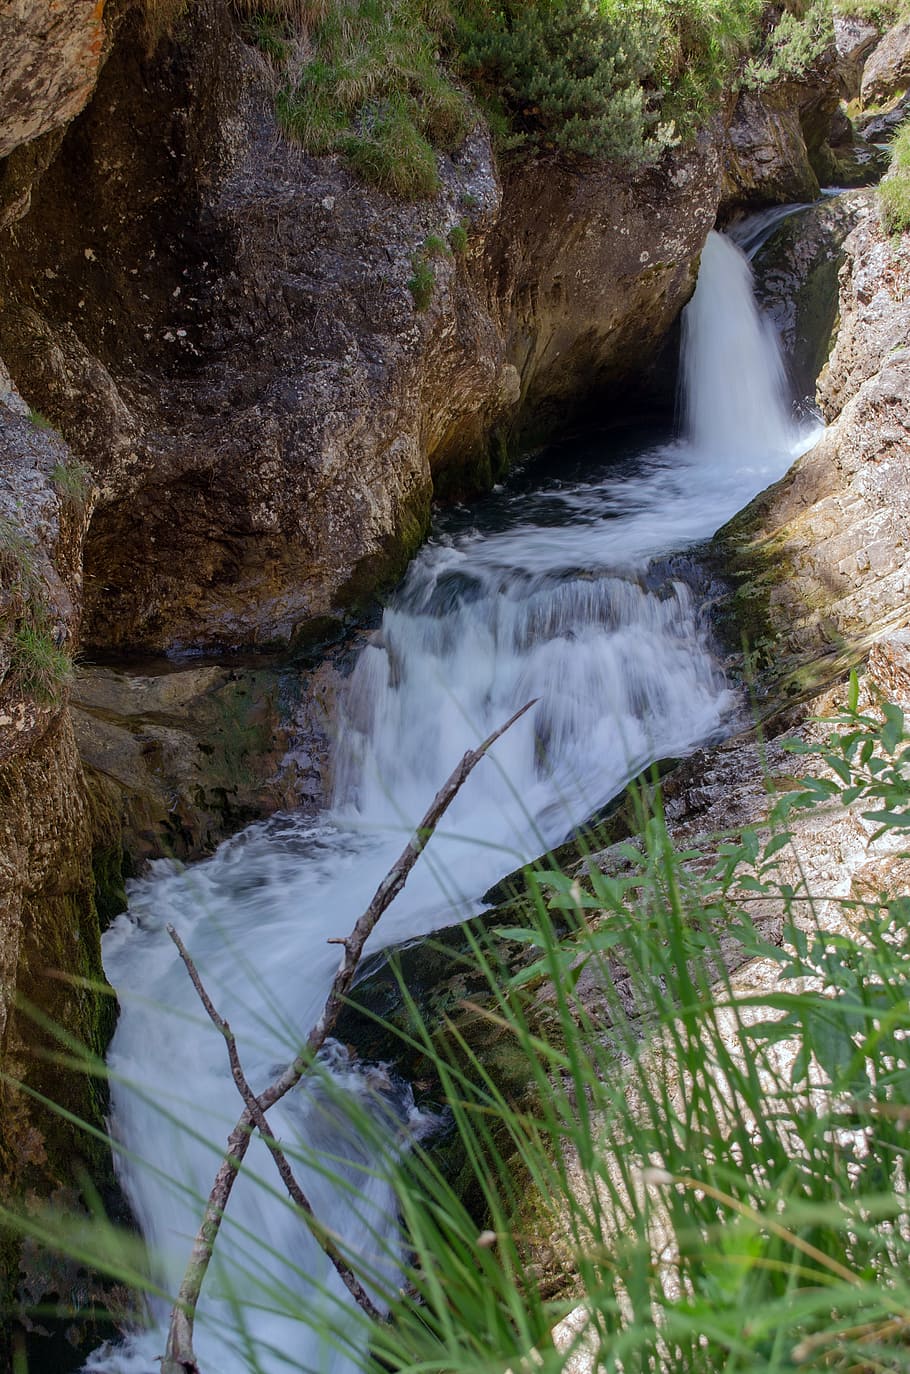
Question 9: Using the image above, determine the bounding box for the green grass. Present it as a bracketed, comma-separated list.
[0, 516, 72, 707]
[254, 0, 833, 195]
[7, 678, 910, 1371]
[407, 256, 435, 309]
[274, 0, 472, 197]
[448, 222, 468, 254]
[51, 459, 93, 506]
[880, 122, 910, 229]
[833, 0, 909, 26]
[10, 620, 73, 704]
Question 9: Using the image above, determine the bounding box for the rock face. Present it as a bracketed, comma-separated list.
[862, 18, 910, 106]
[720, 48, 841, 214]
[751, 189, 873, 402]
[0, 0, 108, 160]
[0, 6, 725, 656]
[716, 213, 910, 674]
[835, 13, 880, 100]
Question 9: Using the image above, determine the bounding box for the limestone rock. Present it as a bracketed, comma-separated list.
[722, 89, 823, 209]
[717, 216, 910, 672]
[835, 13, 880, 100]
[862, 19, 910, 106]
[0, 0, 108, 161]
[751, 189, 874, 401]
[817, 216, 910, 422]
[0, 9, 722, 655]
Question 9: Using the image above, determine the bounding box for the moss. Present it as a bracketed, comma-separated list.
[339, 483, 432, 613]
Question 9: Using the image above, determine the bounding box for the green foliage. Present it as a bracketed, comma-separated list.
[51, 459, 93, 507]
[0, 516, 72, 706]
[744, 0, 836, 90]
[833, 0, 909, 26]
[26, 407, 56, 432]
[10, 683, 910, 1370]
[880, 122, 910, 230]
[454, 0, 773, 159]
[275, 0, 472, 197]
[448, 222, 469, 253]
[407, 256, 436, 309]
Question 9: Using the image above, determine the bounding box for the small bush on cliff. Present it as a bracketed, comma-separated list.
[743, 0, 835, 89]
[879, 122, 910, 230]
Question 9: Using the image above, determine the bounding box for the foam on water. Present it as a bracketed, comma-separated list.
[89, 228, 819, 1373]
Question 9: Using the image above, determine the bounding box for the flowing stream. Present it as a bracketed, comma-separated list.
[89, 230, 819, 1374]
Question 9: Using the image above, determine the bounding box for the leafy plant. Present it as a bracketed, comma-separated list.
[880, 122, 910, 231]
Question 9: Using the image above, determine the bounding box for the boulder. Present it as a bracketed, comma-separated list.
[835, 13, 880, 100]
[862, 19, 910, 106]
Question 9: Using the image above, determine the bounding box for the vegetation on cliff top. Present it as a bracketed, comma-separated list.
[249, 0, 835, 195]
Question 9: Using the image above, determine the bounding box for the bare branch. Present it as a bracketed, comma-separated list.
[167, 924, 384, 1321]
[161, 698, 537, 1374]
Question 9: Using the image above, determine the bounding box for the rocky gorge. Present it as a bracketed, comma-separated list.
[2, 0, 910, 1367]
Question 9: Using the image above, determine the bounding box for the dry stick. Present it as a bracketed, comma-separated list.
[167, 924, 384, 1321]
[161, 698, 537, 1374]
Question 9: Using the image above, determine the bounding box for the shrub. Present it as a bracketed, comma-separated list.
[448, 222, 468, 253]
[407, 256, 435, 309]
[743, 0, 836, 89]
[880, 122, 910, 231]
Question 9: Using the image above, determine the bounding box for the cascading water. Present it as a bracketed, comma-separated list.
[88, 228, 818, 1374]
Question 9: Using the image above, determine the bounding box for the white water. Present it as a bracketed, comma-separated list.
[89, 230, 818, 1374]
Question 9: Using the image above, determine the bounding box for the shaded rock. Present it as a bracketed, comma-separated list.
[0, 8, 722, 655]
[71, 647, 350, 862]
[722, 88, 824, 208]
[752, 188, 873, 401]
[716, 217, 910, 674]
[862, 18, 910, 105]
[0, 710, 125, 1372]
[855, 88, 910, 139]
[835, 13, 880, 100]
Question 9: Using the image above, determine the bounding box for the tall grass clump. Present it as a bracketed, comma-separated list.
[5, 679, 910, 1372]
[275, 0, 472, 197]
[0, 516, 72, 707]
[880, 122, 910, 230]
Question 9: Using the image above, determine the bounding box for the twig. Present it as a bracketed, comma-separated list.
[161, 699, 537, 1374]
[167, 924, 383, 1321]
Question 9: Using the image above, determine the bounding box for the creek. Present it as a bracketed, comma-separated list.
[88, 228, 819, 1373]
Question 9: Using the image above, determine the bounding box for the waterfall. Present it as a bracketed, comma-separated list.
[680, 229, 795, 460]
[88, 228, 817, 1374]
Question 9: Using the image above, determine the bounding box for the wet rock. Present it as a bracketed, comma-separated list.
[862, 18, 910, 106]
[751, 189, 874, 401]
